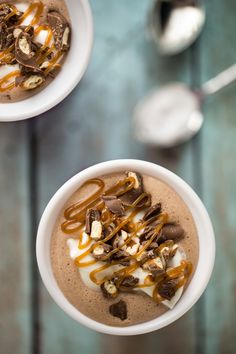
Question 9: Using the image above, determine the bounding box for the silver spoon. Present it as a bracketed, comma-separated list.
[149, 0, 205, 55]
[134, 64, 236, 147]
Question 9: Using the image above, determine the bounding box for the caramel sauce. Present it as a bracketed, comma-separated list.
[62, 176, 193, 302]
[62, 177, 136, 233]
[0, 1, 63, 92]
[0, 70, 21, 92]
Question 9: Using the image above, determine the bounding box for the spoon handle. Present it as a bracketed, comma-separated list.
[201, 63, 236, 96]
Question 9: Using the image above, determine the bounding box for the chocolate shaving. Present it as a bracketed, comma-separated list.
[120, 172, 144, 207]
[109, 300, 127, 321]
[15, 32, 43, 74]
[143, 203, 162, 221]
[47, 10, 70, 51]
[0, 4, 22, 25]
[101, 195, 125, 216]
[120, 275, 139, 288]
[158, 279, 177, 300]
[85, 208, 101, 234]
[0, 23, 7, 50]
[158, 223, 185, 243]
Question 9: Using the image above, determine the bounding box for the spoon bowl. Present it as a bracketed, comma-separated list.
[150, 0, 205, 55]
[134, 83, 204, 147]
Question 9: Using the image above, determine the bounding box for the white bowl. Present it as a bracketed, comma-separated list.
[0, 0, 93, 122]
[36, 159, 215, 335]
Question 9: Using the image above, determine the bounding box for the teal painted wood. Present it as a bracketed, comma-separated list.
[0, 123, 31, 354]
[36, 1, 198, 353]
[201, 0, 236, 353]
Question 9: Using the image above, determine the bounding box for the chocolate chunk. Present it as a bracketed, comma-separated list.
[101, 195, 125, 216]
[120, 172, 145, 207]
[92, 243, 112, 260]
[142, 256, 164, 272]
[85, 208, 101, 234]
[15, 75, 25, 87]
[143, 203, 162, 221]
[0, 23, 7, 50]
[158, 223, 185, 243]
[101, 280, 118, 298]
[0, 4, 22, 25]
[120, 275, 139, 288]
[112, 230, 128, 249]
[47, 10, 70, 51]
[15, 32, 43, 74]
[151, 269, 166, 280]
[158, 279, 177, 300]
[15, 32, 35, 61]
[109, 300, 127, 320]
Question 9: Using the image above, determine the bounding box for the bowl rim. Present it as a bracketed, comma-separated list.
[36, 159, 215, 335]
[0, 0, 94, 122]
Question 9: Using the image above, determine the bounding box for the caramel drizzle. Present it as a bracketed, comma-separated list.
[62, 176, 193, 302]
[62, 176, 136, 233]
[0, 1, 63, 92]
[0, 70, 21, 92]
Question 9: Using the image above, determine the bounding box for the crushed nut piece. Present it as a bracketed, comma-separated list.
[90, 220, 103, 240]
[101, 280, 118, 298]
[22, 75, 45, 90]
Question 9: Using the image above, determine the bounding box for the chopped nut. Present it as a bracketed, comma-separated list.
[22, 75, 45, 90]
[170, 244, 178, 257]
[109, 300, 127, 320]
[101, 195, 125, 216]
[47, 10, 71, 50]
[90, 220, 102, 240]
[136, 249, 155, 263]
[112, 230, 128, 248]
[120, 275, 139, 288]
[85, 208, 101, 234]
[19, 35, 31, 55]
[101, 280, 118, 298]
[39, 61, 50, 70]
[142, 256, 164, 272]
[126, 243, 139, 256]
[62, 26, 70, 48]
[127, 171, 142, 189]
[13, 28, 22, 38]
[159, 246, 170, 267]
[92, 243, 112, 260]
[120, 172, 144, 207]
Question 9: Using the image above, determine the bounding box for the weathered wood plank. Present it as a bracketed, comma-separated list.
[201, 1, 236, 353]
[0, 122, 31, 354]
[37, 1, 198, 353]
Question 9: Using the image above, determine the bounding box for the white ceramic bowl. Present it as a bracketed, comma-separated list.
[0, 0, 93, 122]
[36, 159, 215, 335]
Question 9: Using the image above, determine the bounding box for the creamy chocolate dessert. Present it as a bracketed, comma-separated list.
[51, 172, 199, 326]
[0, 0, 71, 102]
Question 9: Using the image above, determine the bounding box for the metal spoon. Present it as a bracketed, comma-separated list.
[149, 0, 205, 55]
[134, 64, 236, 147]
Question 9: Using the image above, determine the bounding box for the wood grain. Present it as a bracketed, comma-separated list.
[0, 122, 31, 354]
[201, 0, 236, 353]
[36, 1, 198, 353]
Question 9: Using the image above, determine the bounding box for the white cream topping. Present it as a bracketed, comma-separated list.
[67, 235, 186, 309]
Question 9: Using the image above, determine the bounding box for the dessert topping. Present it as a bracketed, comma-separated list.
[109, 300, 127, 321]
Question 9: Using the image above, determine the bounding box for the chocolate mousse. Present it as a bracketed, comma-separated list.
[0, 0, 71, 102]
[51, 171, 199, 326]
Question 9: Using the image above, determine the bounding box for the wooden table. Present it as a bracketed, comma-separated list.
[1, 0, 235, 353]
